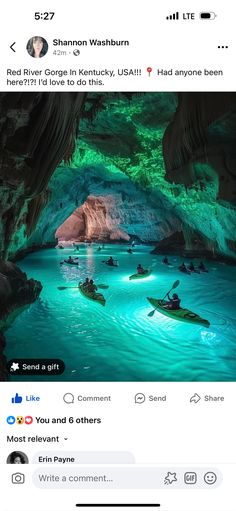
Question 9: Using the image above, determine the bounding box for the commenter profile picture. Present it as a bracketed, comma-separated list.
[7, 451, 29, 464]
[26, 36, 48, 58]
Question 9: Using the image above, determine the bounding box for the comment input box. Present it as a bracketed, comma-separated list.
[33, 467, 222, 489]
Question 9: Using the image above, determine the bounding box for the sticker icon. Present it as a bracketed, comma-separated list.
[10, 362, 20, 372]
[164, 472, 177, 485]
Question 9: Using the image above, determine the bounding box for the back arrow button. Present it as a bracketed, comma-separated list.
[10, 42, 16, 52]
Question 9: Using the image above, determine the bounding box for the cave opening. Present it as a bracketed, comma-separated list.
[55, 194, 131, 245]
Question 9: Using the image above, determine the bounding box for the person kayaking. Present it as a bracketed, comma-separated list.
[64, 256, 78, 265]
[179, 262, 188, 273]
[97, 246, 102, 252]
[164, 292, 181, 310]
[107, 256, 115, 266]
[137, 263, 145, 275]
[162, 256, 169, 265]
[81, 277, 90, 289]
[127, 248, 133, 254]
[68, 256, 76, 264]
[198, 261, 207, 272]
[87, 279, 97, 294]
[188, 262, 195, 272]
[73, 243, 80, 251]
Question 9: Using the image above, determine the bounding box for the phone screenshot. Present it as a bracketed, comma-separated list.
[0, 1, 235, 510]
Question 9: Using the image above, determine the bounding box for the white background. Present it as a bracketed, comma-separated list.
[0, 0, 235, 91]
[0, 383, 235, 510]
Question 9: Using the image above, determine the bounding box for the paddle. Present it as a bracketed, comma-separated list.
[57, 284, 109, 290]
[147, 280, 180, 317]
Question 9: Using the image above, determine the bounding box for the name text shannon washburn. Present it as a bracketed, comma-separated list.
[53, 39, 130, 47]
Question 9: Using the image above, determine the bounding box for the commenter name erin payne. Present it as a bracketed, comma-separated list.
[53, 39, 130, 46]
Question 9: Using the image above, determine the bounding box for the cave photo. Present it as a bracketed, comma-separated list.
[0, 92, 236, 382]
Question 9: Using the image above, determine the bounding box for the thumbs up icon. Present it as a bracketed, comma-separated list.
[12, 393, 23, 404]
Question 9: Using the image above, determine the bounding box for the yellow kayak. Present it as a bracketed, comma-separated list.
[129, 269, 151, 280]
[147, 298, 210, 327]
[78, 284, 106, 306]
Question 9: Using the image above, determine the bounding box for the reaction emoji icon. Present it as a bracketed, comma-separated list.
[25, 416, 33, 425]
[7, 416, 16, 425]
[16, 416, 24, 425]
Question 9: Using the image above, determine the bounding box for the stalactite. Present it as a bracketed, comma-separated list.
[163, 92, 236, 182]
[24, 93, 86, 195]
[26, 190, 51, 237]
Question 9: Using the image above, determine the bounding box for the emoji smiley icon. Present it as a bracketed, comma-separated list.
[204, 472, 217, 485]
[16, 416, 24, 425]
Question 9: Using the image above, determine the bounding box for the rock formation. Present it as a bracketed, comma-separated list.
[0, 260, 42, 324]
[0, 92, 86, 259]
[0, 333, 7, 381]
[0, 260, 42, 379]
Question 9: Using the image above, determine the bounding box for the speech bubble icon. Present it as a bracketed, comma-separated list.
[63, 393, 74, 404]
[134, 393, 145, 404]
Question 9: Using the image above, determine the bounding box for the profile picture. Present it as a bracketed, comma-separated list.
[7, 451, 29, 464]
[26, 36, 48, 58]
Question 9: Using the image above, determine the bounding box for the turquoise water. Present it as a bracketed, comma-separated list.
[5, 244, 236, 381]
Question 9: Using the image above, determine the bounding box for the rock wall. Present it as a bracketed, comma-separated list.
[0, 92, 86, 259]
[0, 260, 42, 379]
[0, 260, 42, 324]
[0, 333, 7, 381]
[0, 92, 86, 371]
[163, 93, 236, 201]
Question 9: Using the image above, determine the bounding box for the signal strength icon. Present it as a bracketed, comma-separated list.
[166, 12, 179, 20]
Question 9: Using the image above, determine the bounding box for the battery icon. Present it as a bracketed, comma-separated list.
[200, 12, 217, 19]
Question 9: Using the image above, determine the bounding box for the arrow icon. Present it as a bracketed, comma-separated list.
[190, 393, 201, 404]
[10, 42, 16, 52]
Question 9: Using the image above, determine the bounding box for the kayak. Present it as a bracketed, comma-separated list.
[78, 284, 106, 306]
[129, 269, 151, 280]
[104, 261, 119, 267]
[179, 268, 191, 275]
[61, 260, 79, 266]
[147, 298, 210, 327]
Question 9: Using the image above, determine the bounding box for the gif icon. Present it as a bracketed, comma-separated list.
[184, 472, 197, 484]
